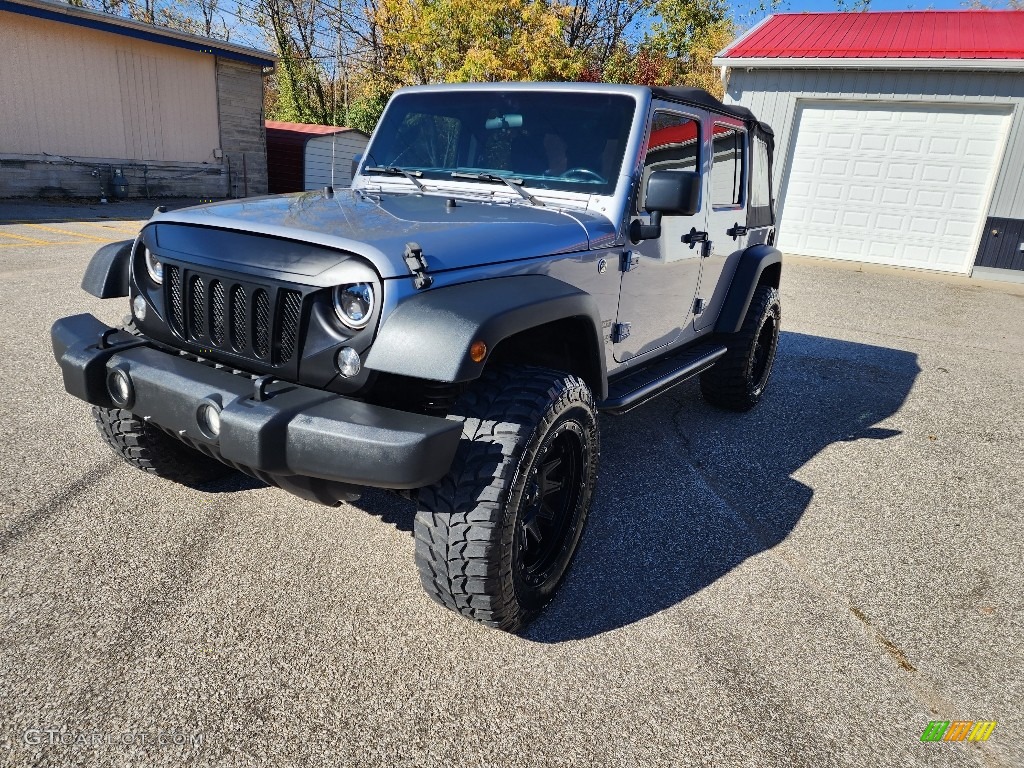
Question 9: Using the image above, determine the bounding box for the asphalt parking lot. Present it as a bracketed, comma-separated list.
[1, 202, 1021, 767]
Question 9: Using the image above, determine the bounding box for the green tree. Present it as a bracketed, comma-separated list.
[371, 0, 585, 86]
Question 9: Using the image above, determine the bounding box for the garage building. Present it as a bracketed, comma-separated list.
[0, 0, 275, 199]
[715, 11, 1024, 280]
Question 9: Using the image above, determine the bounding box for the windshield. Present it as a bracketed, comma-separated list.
[362, 90, 637, 197]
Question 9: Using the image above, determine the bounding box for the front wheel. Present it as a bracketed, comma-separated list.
[92, 406, 233, 487]
[414, 366, 600, 632]
[700, 285, 781, 412]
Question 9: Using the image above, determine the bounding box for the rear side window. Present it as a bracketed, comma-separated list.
[710, 125, 745, 207]
[748, 135, 773, 227]
[750, 136, 771, 209]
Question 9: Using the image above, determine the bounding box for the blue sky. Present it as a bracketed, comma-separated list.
[778, 0, 974, 9]
[734, 0, 994, 30]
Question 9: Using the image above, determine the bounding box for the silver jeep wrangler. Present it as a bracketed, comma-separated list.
[52, 83, 781, 632]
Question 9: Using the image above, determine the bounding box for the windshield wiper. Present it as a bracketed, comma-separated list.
[450, 172, 543, 207]
[363, 165, 426, 192]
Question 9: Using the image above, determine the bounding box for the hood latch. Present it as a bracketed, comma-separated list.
[403, 242, 433, 290]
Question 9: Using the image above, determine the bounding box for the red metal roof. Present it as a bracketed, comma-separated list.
[721, 11, 1024, 60]
[265, 120, 354, 136]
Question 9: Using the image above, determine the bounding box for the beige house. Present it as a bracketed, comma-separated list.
[0, 0, 275, 199]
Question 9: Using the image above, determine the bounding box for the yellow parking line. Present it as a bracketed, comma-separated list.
[0, 241, 80, 248]
[82, 221, 142, 235]
[26, 223, 113, 242]
[0, 231, 53, 245]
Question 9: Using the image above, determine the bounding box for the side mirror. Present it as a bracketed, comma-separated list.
[645, 170, 701, 216]
[350, 153, 363, 180]
[630, 170, 701, 243]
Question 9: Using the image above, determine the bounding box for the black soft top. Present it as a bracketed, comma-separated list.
[650, 86, 774, 137]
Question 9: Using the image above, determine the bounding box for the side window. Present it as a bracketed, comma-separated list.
[750, 136, 771, 209]
[638, 111, 701, 213]
[710, 124, 745, 207]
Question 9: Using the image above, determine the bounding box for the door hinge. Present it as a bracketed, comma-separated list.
[611, 322, 631, 343]
[620, 251, 639, 272]
[403, 241, 433, 290]
[693, 298, 706, 316]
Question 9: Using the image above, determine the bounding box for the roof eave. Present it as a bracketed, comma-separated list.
[1, 0, 277, 67]
[713, 56, 1024, 71]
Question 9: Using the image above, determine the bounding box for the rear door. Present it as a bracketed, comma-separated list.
[695, 117, 749, 331]
[614, 105, 709, 363]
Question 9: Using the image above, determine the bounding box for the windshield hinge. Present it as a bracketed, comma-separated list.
[403, 242, 433, 290]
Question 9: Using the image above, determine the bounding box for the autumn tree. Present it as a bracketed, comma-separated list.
[370, 0, 585, 86]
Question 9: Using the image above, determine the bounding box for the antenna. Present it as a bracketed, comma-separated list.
[331, 2, 342, 188]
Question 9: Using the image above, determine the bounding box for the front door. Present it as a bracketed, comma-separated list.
[695, 116, 749, 330]
[614, 106, 708, 363]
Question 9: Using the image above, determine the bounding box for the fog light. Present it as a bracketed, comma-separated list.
[336, 346, 361, 378]
[132, 294, 147, 321]
[107, 369, 133, 406]
[197, 403, 221, 437]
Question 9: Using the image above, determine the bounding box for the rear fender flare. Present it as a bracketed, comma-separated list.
[715, 245, 783, 334]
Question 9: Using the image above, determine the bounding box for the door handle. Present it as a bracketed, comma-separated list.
[682, 228, 708, 249]
[727, 223, 748, 239]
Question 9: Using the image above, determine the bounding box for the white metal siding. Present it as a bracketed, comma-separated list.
[304, 133, 370, 189]
[724, 68, 1024, 220]
[0, 11, 220, 162]
[780, 102, 1010, 273]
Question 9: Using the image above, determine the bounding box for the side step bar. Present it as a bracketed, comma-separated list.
[599, 343, 728, 415]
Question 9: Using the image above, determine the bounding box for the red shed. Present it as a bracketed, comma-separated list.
[265, 121, 369, 193]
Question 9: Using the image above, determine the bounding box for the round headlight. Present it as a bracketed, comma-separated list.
[333, 283, 374, 329]
[144, 247, 163, 285]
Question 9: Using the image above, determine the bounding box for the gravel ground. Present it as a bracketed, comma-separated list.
[0, 208, 1021, 767]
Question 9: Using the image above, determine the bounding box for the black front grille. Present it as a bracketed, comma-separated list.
[167, 265, 184, 333]
[230, 285, 247, 351]
[166, 266, 304, 368]
[278, 290, 302, 364]
[209, 280, 226, 346]
[253, 289, 270, 358]
[189, 276, 205, 339]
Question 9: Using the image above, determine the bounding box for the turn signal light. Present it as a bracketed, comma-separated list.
[470, 340, 487, 363]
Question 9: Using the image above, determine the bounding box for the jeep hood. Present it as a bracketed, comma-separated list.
[149, 190, 617, 280]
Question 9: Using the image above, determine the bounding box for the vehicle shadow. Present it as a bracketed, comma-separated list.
[349, 331, 919, 642]
[528, 331, 919, 642]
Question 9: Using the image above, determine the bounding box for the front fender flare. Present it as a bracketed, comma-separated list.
[715, 244, 783, 334]
[81, 239, 134, 299]
[364, 275, 608, 399]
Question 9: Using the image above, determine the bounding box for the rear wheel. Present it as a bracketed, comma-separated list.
[700, 285, 781, 412]
[414, 366, 600, 632]
[92, 406, 232, 487]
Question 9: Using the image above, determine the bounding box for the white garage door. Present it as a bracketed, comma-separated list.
[779, 102, 1010, 274]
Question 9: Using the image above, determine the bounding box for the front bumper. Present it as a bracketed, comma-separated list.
[52, 314, 462, 496]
